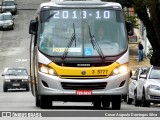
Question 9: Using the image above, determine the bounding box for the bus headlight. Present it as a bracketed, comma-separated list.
[111, 63, 129, 76]
[38, 63, 57, 76]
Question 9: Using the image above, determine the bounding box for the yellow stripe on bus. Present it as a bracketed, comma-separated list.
[48, 62, 120, 78]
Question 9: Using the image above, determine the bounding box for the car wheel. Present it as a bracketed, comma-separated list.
[127, 94, 133, 104]
[102, 96, 110, 108]
[111, 95, 121, 110]
[15, 10, 17, 15]
[26, 86, 30, 91]
[40, 95, 52, 109]
[93, 96, 101, 109]
[134, 90, 141, 106]
[3, 86, 8, 92]
[142, 90, 150, 107]
[11, 25, 14, 30]
[122, 95, 127, 102]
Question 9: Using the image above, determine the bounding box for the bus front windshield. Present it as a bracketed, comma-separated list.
[39, 9, 127, 57]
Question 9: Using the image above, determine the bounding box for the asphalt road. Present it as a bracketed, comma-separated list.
[0, 0, 160, 119]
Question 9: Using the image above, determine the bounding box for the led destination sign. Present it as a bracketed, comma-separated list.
[51, 10, 110, 19]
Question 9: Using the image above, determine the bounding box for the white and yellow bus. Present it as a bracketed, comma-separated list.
[29, 0, 133, 109]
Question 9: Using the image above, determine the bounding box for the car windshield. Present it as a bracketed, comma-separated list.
[6, 69, 28, 76]
[39, 9, 127, 57]
[149, 69, 160, 79]
[3, 1, 15, 6]
[0, 14, 12, 20]
[3, 14, 12, 20]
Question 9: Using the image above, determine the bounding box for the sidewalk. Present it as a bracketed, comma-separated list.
[129, 43, 150, 70]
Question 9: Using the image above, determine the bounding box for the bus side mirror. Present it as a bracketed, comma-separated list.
[29, 20, 38, 35]
[125, 21, 133, 36]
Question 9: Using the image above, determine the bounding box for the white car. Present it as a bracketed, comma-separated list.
[0, 12, 14, 30]
[1, 67, 30, 92]
[1, 0, 18, 15]
[126, 67, 148, 104]
[135, 66, 160, 107]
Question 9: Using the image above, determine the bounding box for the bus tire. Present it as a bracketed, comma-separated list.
[93, 96, 101, 109]
[102, 96, 110, 108]
[40, 96, 52, 109]
[36, 96, 40, 107]
[111, 95, 121, 110]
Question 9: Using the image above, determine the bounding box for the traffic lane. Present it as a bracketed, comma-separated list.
[0, 10, 35, 88]
[0, 0, 49, 92]
[0, 89, 160, 111]
[0, 90, 35, 111]
[0, 10, 34, 64]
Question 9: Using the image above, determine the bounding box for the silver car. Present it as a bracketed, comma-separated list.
[126, 67, 148, 104]
[1, 0, 17, 15]
[135, 66, 160, 107]
[0, 12, 14, 30]
[2, 67, 30, 92]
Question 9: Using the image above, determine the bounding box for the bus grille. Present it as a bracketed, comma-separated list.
[56, 62, 113, 67]
[61, 82, 107, 90]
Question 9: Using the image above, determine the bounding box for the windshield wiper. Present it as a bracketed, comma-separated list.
[62, 23, 76, 60]
[88, 26, 105, 59]
[42, 12, 55, 22]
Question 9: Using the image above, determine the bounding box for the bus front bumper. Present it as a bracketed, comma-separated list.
[37, 71, 129, 96]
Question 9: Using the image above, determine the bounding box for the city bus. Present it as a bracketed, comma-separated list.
[29, 0, 133, 109]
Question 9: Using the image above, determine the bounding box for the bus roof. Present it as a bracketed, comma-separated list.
[39, 0, 122, 9]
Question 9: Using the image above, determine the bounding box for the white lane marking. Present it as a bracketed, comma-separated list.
[15, 59, 29, 62]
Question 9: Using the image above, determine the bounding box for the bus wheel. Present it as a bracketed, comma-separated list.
[36, 96, 40, 107]
[93, 96, 101, 109]
[102, 96, 110, 108]
[40, 96, 52, 109]
[111, 95, 121, 110]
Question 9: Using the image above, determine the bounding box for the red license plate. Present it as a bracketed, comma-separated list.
[76, 90, 92, 95]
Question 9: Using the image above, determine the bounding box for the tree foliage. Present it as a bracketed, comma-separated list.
[124, 14, 139, 29]
[103, 0, 160, 66]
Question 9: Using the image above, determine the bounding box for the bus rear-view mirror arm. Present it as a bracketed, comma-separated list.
[29, 20, 38, 35]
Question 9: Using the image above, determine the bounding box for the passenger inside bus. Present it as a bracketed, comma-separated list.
[97, 27, 106, 41]
[96, 26, 111, 43]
